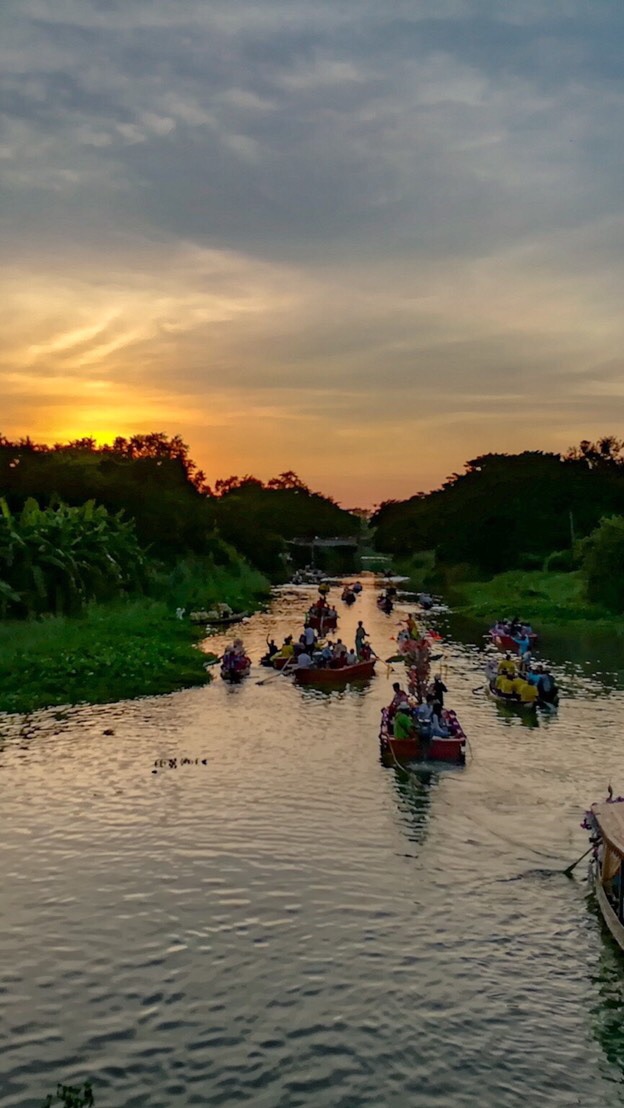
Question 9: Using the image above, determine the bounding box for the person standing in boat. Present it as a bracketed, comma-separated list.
[389, 682, 409, 716]
[431, 674, 448, 706]
[303, 623, 317, 650]
[355, 621, 369, 657]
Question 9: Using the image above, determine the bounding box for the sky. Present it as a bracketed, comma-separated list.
[2, 0, 624, 507]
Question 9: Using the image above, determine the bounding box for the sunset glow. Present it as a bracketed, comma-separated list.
[3, 2, 624, 505]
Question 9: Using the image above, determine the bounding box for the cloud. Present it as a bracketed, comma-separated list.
[2, 0, 624, 501]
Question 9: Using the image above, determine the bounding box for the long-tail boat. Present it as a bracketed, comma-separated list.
[306, 606, 338, 631]
[379, 708, 466, 766]
[584, 796, 624, 951]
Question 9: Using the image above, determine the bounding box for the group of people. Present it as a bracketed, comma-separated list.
[486, 652, 558, 706]
[264, 619, 374, 671]
[491, 617, 535, 659]
[387, 677, 455, 742]
[221, 638, 251, 679]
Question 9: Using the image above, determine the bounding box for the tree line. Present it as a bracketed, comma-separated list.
[371, 437, 624, 612]
[0, 433, 358, 617]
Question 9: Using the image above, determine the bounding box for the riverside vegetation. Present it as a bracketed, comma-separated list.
[372, 438, 624, 628]
[0, 433, 357, 714]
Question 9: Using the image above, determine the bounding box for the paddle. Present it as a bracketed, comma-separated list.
[562, 844, 594, 878]
[256, 661, 296, 686]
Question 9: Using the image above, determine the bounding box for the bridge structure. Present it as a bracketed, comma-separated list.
[285, 535, 361, 568]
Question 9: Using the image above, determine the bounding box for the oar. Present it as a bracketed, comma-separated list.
[562, 844, 593, 878]
[256, 661, 295, 686]
[370, 648, 393, 675]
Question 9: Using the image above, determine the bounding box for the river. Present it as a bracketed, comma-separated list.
[2, 580, 624, 1107]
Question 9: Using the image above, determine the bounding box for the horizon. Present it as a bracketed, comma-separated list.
[4, 2, 624, 508]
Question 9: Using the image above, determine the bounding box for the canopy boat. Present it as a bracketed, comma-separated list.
[379, 707, 466, 766]
[584, 797, 624, 951]
[294, 659, 376, 685]
[306, 606, 338, 631]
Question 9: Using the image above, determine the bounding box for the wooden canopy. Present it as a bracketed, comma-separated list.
[592, 800, 624, 859]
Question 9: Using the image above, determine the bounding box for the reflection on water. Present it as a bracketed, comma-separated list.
[3, 582, 624, 1105]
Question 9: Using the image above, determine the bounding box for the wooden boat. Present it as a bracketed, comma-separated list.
[220, 662, 251, 682]
[490, 629, 538, 653]
[306, 607, 338, 631]
[190, 609, 248, 626]
[485, 682, 537, 712]
[342, 590, 356, 605]
[377, 596, 393, 614]
[379, 708, 466, 766]
[294, 659, 376, 685]
[585, 798, 624, 951]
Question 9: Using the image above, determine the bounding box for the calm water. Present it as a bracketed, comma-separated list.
[2, 583, 624, 1107]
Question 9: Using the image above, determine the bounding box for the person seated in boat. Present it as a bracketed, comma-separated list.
[430, 700, 450, 737]
[497, 653, 517, 678]
[275, 635, 295, 660]
[345, 648, 358, 666]
[389, 682, 409, 716]
[295, 649, 313, 669]
[535, 665, 558, 704]
[393, 705, 416, 740]
[509, 674, 536, 703]
[315, 596, 327, 611]
[359, 642, 373, 661]
[495, 672, 515, 697]
[332, 639, 348, 666]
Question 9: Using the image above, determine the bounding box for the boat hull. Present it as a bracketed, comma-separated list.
[491, 631, 538, 653]
[379, 710, 466, 766]
[590, 857, 624, 953]
[220, 665, 250, 682]
[294, 660, 376, 685]
[306, 612, 338, 631]
[485, 683, 537, 712]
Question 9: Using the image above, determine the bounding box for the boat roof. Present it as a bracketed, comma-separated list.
[592, 799, 624, 857]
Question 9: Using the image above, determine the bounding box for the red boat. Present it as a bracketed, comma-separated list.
[306, 607, 338, 631]
[294, 659, 376, 685]
[490, 629, 538, 653]
[379, 708, 466, 765]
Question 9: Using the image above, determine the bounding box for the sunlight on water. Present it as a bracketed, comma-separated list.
[2, 582, 624, 1106]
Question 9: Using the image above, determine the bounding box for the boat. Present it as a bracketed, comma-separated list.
[306, 606, 338, 631]
[485, 682, 537, 712]
[294, 659, 376, 685]
[352, 582, 363, 593]
[489, 628, 538, 653]
[379, 708, 466, 766]
[377, 595, 393, 614]
[584, 796, 624, 951]
[341, 588, 356, 605]
[189, 607, 248, 626]
[220, 663, 251, 682]
[417, 592, 433, 610]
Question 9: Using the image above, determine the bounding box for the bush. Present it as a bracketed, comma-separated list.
[516, 552, 545, 571]
[544, 548, 576, 572]
[581, 515, 624, 612]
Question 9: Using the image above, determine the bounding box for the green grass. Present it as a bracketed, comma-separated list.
[452, 569, 624, 628]
[0, 599, 218, 715]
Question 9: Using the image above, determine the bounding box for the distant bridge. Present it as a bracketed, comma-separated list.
[286, 536, 361, 549]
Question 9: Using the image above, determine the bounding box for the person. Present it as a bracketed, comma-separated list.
[353, 581, 363, 593]
[389, 682, 409, 715]
[360, 642, 373, 661]
[536, 666, 558, 704]
[266, 639, 278, 658]
[495, 671, 515, 697]
[513, 676, 537, 704]
[303, 623, 316, 649]
[406, 613, 420, 638]
[333, 638, 348, 661]
[345, 648, 358, 665]
[275, 635, 295, 660]
[430, 700, 449, 737]
[431, 674, 447, 706]
[175, 607, 186, 620]
[514, 632, 530, 659]
[497, 653, 517, 678]
[355, 621, 368, 655]
[296, 649, 313, 669]
[393, 706, 415, 740]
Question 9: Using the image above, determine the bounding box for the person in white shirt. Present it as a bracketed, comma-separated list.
[296, 651, 313, 669]
[303, 624, 316, 649]
[345, 649, 358, 665]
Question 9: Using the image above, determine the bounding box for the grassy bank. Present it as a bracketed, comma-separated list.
[452, 569, 624, 629]
[0, 600, 219, 715]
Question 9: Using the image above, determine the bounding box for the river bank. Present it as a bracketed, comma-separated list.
[450, 569, 624, 631]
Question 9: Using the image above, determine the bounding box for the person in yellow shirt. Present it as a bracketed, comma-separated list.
[516, 678, 538, 704]
[495, 673, 515, 696]
[497, 654, 517, 678]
